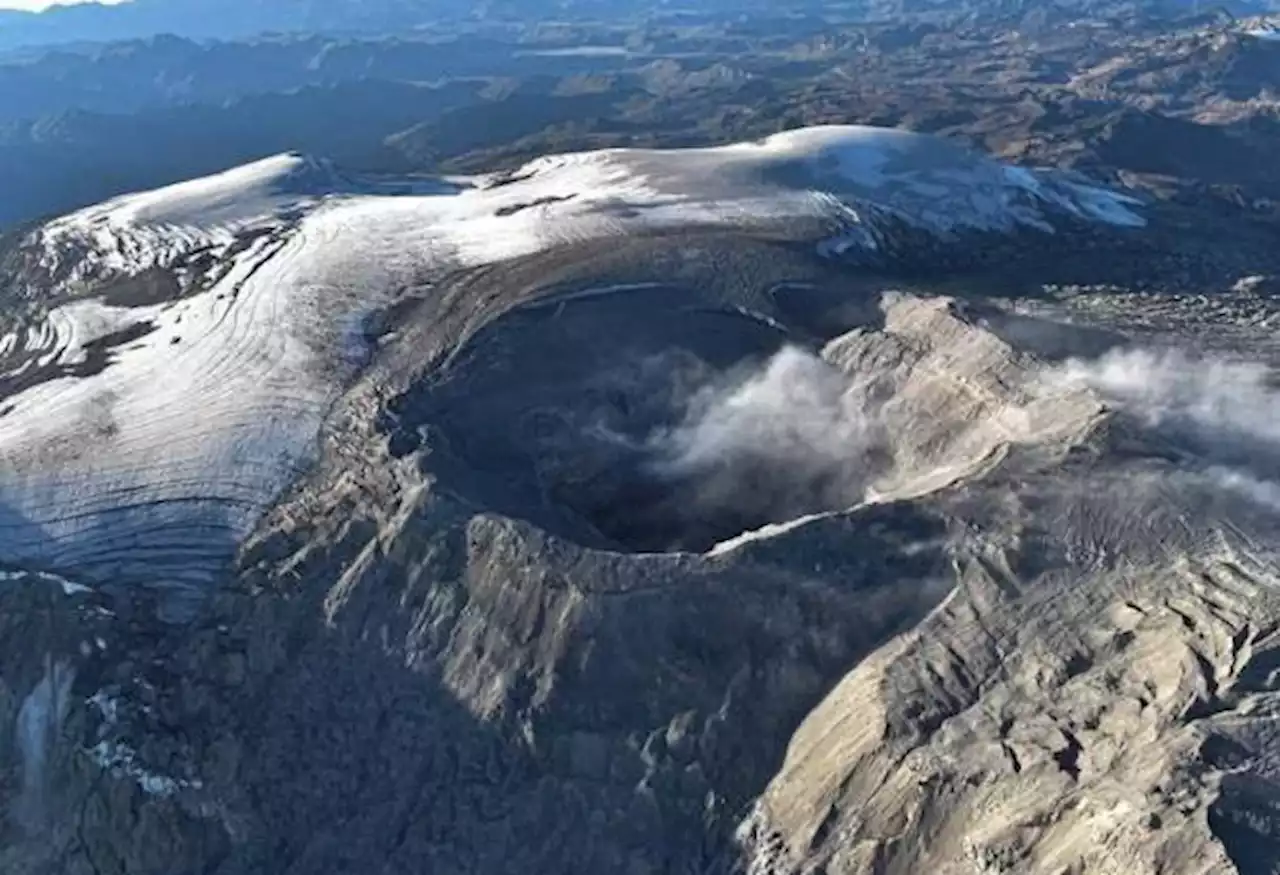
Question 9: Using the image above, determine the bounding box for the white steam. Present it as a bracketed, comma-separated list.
[639, 346, 890, 535]
[1055, 348, 1280, 443]
[1204, 466, 1280, 511]
[652, 347, 884, 496]
[1053, 347, 1280, 511]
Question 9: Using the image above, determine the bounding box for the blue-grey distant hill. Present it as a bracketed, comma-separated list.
[0, 0, 495, 51]
[0, 0, 823, 51]
[0, 0, 766, 51]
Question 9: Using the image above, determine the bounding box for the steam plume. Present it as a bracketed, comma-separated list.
[646, 345, 887, 525]
[1053, 347, 1280, 510]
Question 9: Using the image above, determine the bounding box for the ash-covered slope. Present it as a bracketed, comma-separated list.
[5, 125, 1280, 875]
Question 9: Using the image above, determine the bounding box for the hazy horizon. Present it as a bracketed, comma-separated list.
[0, 0, 129, 10]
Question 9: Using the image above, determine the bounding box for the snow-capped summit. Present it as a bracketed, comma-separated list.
[48, 152, 344, 235]
[35, 153, 355, 287]
[39, 125, 1144, 291]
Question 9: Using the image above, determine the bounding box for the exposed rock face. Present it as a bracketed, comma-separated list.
[741, 523, 1280, 875]
[2, 135, 1280, 875]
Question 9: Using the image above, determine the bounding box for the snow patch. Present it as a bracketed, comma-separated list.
[708, 512, 834, 556]
[0, 568, 93, 595]
[87, 739, 200, 797]
[86, 689, 201, 798]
